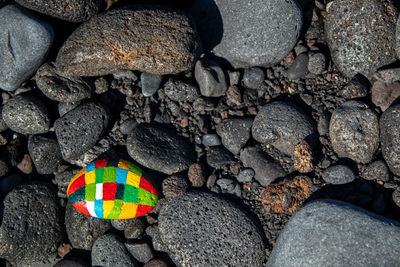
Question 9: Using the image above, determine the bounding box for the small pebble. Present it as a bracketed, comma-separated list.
[195, 58, 228, 97]
[162, 175, 189, 198]
[322, 165, 355, 185]
[242, 67, 265, 89]
[188, 163, 205, 187]
[125, 241, 154, 264]
[202, 134, 222, 147]
[286, 53, 309, 80]
[308, 50, 326, 75]
[237, 168, 255, 183]
[141, 72, 163, 97]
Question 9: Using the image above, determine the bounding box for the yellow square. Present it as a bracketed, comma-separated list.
[126, 172, 140, 187]
[103, 200, 114, 218]
[118, 202, 138, 219]
[84, 170, 96, 184]
[118, 159, 130, 170]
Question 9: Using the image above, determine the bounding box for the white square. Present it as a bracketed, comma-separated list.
[96, 183, 103, 200]
[86, 201, 96, 217]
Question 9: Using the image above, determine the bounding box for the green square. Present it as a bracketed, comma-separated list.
[123, 184, 138, 203]
[95, 168, 104, 183]
[85, 183, 96, 201]
[138, 188, 158, 206]
[107, 199, 123, 219]
[103, 167, 116, 183]
[128, 164, 142, 176]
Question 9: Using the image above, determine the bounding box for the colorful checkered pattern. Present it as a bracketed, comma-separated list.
[67, 158, 158, 219]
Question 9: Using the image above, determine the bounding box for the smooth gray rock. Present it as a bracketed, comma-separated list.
[163, 78, 200, 102]
[308, 51, 326, 75]
[267, 199, 400, 267]
[65, 202, 112, 250]
[141, 72, 163, 97]
[195, 58, 228, 97]
[287, 53, 309, 80]
[216, 117, 253, 154]
[237, 168, 255, 183]
[125, 241, 154, 264]
[380, 103, 400, 176]
[54, 102, 109, 160]
[252, 101, 315, 156]
[240, 146, 285, 187]
[2, 94, 50, 134]
[0, 183, 63, 266]
[127, 123, 196, 175]
[15, 0, 104, 22]
[242, 67, 265, 89]
[322, 165, 355, 185]
[326, 0, 397, 78]
[158, 191, 265, 266]
[0, 5, 54, 91]
[329, 101, 379, 163]
[189, 0, 302, 67]
[28, 134, 62, 174]
[92, 233, 137, 267]
[202, 134, 222, 147]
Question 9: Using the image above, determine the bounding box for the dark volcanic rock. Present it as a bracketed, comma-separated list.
[15, 0, 104, 22]
[56, 7, 201, 77]
[65, 202, 112, 250]
[240, 146, 285, 187]
[2, 94, 50, 134]
[329, 101, 379, 163]
[380, 103, 400, 176]
[242, 67, 265, 90]
[252, 101, 315, 156]
[158, 191, 265, 266]
[189, 0, 302, 67]
[287, 53, 309, 80]
[325, 0, 397, 78]
[267, 199, 400, 267]
[206, 146, 235, 169]
[361, 160, 390, 182]
[35, 63, 92, 103]
[163, 78, 200, 102]
[0, 4, 54, 91]
[92, 233, 137, 267]
[28, 134, 62, 174]
[54, 102, 109, 160]
[0, 183, 63, 266]
[216, 117, 253, 154]
[127, 124, 196, 175]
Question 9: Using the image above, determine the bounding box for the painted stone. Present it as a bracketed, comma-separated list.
[67, 158, 158, 219]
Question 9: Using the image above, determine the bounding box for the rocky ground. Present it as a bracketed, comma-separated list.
[1, 0, 400, 266]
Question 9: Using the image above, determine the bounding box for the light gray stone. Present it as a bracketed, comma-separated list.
[267, 199, 400, 267]
[141, 72, 163, 97]
[322, 165, 355, 185]
[195, 58, 228, 97]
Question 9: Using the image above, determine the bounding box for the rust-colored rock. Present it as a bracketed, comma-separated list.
[55, 7, 201, 77]
[292, 140, 313, 173]
[261, 176, 312, 214]
[371, 80, 400, 111]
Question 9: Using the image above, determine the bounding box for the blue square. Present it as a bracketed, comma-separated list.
[94, 199, 103, 218]
[86, 162, 95, 172]
[116, 168, 128, 184]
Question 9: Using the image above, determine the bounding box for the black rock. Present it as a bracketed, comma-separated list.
[325, 0, 397, 77]
[162, 175, 189, 198]
[195, 58, 228, 97]
[141, 72, 163, 97]
[380, 103, 400, 176]
[28, 135, 62, 174]
[163, 78, 200, 102]
[0, 107, 8, 132]
[0, 173, 22, 195]
[329, 101, 379, 163]
[287, 53, 309, 80]
[2, 94, 50, 134]
[127, 123, 196, 175]
[206, 146, 235, 169]
[267, 199, 400, 266]
[240, 146, 285, 187]
[92, 233, 137, 267]
[158, 191, 265, 266]
[65, 202, 112, 250]
[124, 217, 147, 240]
[338, 74, 370, 99]
[58, 101, 81, 117]
[15, 0, 104, 22]
[54, 102, 109, 160]
[322, 165, 355, 185]
[242, 68, 265, 89]
[252, 101, 315, 156]
[0, 183, 63, 266]
[35, 63, 92, 103]
[54, 259, 87, 267]
[361, 160, 390, 182]
[216, 117, 253, 154]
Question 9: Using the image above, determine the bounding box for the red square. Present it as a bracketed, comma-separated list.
[139, 177, 158, 197]
[136, 204, 154, 217]
[103, 182, 118, 201]
[95, 158, 108, 169]
[68, 174, 86, 195]
[73, 202, 90, 216]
